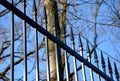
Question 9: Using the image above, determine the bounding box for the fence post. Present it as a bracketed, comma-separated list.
[22, 0, 27, 81]
[33, 0, 40, 81]
[53, 15, 60, 81]
[79, 34, 86, 81]
[10, 0, 14, 81]
[86, 41, 94, 81]
[70, 27, 78, 81]
[44, 6, 50, 81]
[62, 22, 70, 81]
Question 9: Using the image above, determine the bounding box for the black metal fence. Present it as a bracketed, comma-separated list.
[0, 0, 119, 81]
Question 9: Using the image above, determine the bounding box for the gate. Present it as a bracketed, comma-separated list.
[0, 0, 119, 81]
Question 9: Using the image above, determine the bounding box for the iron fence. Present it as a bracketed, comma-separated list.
[0, 0, 119, 81]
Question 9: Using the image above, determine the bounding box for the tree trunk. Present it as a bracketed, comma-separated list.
[44, 0, 67, 80]
[44, 0, 61, 81]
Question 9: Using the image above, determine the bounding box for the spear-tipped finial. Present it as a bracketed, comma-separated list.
[22, 0, 26, 8]
[101, 51, 105, 68]
[86, 40, 91, 59]
[94, 50, 98, 63]
[94, 50, 98, 59]
[33, 0, 37, 11]
[70, 27, 74, 41]
[43, 6, 47, 27]
[78, 34, 83, 48]
[86, 40, 90, 53]
[108, 57, 113, 74]
[43, 6, 47, 20]
[114, 62, 119, 80]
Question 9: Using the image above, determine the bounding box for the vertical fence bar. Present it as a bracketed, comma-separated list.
[70, 27, 78, 81]
[78, 34, 86, 81]
[44, 6, 50, 81]
[10, 0, 14, 81]
[53, 16, 60, 81]
[114, 62, 119, 81]
[94, 50, 101, 81]
[107, 57, 113, 79]
[62, 22, 70, 81]
[86, 41, 94, 81]
[22, 0, 27, 81]
[33, 0, 39, 81]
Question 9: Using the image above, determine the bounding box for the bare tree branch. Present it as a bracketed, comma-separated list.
[0, 0, 22, 17]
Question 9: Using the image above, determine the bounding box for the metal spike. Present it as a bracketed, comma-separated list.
[101, 51, 106, 76]
[43, 6, 47, 21]
[114, 62, 119, 80]
[70, 27, 74, 41]
[108, 57, 113, 78]
[32, 0, 37, 11]
[78, 34, 83, 48]
[108, 57, 112, 73]
[101, 52, 105, 68]
[94, 50, 98, 63]
[86, 40, 90, 55]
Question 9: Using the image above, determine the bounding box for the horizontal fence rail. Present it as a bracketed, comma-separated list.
[0, 0, 119, 81]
